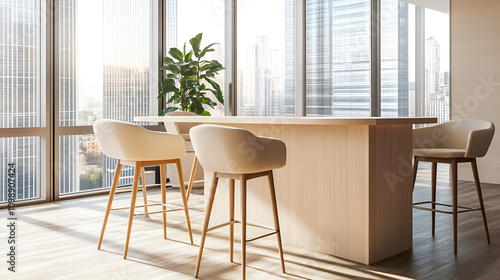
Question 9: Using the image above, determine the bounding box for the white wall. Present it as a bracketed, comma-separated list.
[451, 0, 500, 183]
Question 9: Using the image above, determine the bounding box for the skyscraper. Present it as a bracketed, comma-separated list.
[59, 0, 79, 194]
[425, 36, 449, 123]
[102, 0, 156, 188]
[1, 0, 41, 202]
[285, 0, 409, 117]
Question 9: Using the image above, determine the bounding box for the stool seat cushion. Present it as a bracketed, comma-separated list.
[413, 148, 466, 158]
[190, 124, 286, 174]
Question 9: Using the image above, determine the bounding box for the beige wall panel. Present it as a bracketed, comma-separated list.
[451, 0, 500, 183]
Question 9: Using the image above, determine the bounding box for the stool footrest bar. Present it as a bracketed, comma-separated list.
[207, 220, 277, 232]
[413, 201, 481, 214]
[112, 203, 162, 210]
[133, 209, 183, 216]
[246, 231, 279, 243]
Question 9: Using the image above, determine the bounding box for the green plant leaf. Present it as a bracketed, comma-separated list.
[163, 64, 180, 73]
[201, 110, 211, 116]
[208, 89, 224, 104]
[158, 107, 178, 116]
[199, 43, 217, 58]
[161, 78, 175, 87]
[165, 94, 177, 104]
[163, 57, 175, 65]
[169, 47, 184, 61]
[185, 51, 193, 62]
[189, 33, 203, 57]
[205, 77, 223, 93]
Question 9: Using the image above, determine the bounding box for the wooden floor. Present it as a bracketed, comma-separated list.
[4, 162, 500, 279]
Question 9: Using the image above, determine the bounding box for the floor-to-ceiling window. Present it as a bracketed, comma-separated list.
[1, 0, 450, 205]
[0, 0, 49, 203]
[56, 0, 160, 196]
[236, 0, 294, 116]
[424, 5, 449, 124]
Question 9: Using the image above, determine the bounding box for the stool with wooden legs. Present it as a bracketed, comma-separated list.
[190, 124, 286, 280]
[93, 119, 193, 259]
[412, 119, 495, 253]
[164, 111, 202, 201]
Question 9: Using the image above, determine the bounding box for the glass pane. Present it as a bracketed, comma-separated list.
[237, 0, 294, 116]
[425, 8, 449, 124]
[381, 0, 412, 117]
[59, 134, 136, 194]
[176, 0, 225, 116]
[0, 0, 42, 128]
[1, 137, 41, 203]
[306, 0, 370, 116]
[58, 0, 156, 126]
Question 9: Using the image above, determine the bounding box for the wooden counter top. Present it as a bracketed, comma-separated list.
[135, 116, 437, 126]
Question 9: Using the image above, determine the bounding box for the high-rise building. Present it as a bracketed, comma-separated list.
[59, 0, 79, 194]
[285, 0, 409, 117]
[425, 36, 449, 123]
[0, 0, 41, 202]
[102, 0, 156, 188]
[381, 0, 409, 117]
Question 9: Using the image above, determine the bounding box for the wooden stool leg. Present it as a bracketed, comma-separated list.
[124, 162, 141, 259]
[195, 173, 219, 278]
[187, 156, 199, 201]
[160, 164, 167, 239]
[451, 159, 458, 254]
[229, 178, 235, 262]
[471, 159, 490, 243]
[412, 158, 419, 192]
[241, 176, 247, 280]
[431, 162, 437, 235]
[141, 167, 149, 217]
[97, 160, 122, 250]
[268, 171, 286, 273]
[176, 159, 194, 244]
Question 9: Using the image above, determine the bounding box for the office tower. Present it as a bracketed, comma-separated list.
[426, 36, 440, 100]
[102, 0, 155, 188]
[59, 0, 79, 194]
[425, 36, 448, 123]
[285, 0, 409, 117]
[0, 0, 41, 202]
[382, 0, 409, 117]
[238, 35, 286, 116]
[284, 0, 295, 115]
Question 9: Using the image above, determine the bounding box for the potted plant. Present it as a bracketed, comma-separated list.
[157, 33, 224, 116]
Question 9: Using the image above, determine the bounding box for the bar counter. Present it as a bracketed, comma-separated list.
[135, 116, 437, 264]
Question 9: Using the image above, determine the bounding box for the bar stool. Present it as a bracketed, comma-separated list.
[93, 119, 193, 259]
[191, 124, 287, 279]
[412, 119, 495, 253]
[164, 111, 201, 201]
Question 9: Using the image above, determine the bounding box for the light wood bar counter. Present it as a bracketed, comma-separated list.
[135, 116, 436, 265]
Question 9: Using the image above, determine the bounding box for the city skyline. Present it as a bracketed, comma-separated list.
[1, 0, 450, 202]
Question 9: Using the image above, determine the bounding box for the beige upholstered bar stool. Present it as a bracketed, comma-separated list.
[164, 111, 201, 200]
[191, 124, 286, 280]
[412, 119, 495, 253]
[93, 119, 193, 259]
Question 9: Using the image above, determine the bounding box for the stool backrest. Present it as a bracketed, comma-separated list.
[413, 119, 495, 158]
[93, 119, 185, 161]
[190, 124, 286, 174]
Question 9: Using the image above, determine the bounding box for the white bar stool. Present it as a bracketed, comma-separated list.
[191, 124, 287, 280]
[93, 119, 193, 259]
[412, 119, 495, 253]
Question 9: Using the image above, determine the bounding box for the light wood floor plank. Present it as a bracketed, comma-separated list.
[2, 162, 500, 279]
